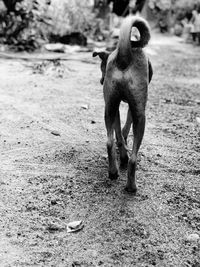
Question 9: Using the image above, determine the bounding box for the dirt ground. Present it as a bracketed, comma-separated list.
[0, 33, 200, 267]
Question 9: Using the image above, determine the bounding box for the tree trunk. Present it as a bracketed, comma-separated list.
[134, 0, 147, 13]
[2, 0, 19, 12]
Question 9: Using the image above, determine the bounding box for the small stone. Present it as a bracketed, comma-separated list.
[46, 223, 64, 232]
[162, 98, 172, 104]
[185, 233, 199, 242]
[102, 154, 107, 160]
[44, 43, 65, 53]
[67, 220, 84, 233]
[81, 104, 89, 110]
[91, 120, 96, 124]
[6, 232, 12, 238]
[51, 200, 57, 205]
[51, 130, 61, 136]
[72, 261, 81, 267]
[196, 117, 200, 124]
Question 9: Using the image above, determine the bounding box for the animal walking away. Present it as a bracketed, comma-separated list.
[93, 15, 153, 193]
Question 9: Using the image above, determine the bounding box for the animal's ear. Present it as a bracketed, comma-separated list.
[92, 51, 109, 62]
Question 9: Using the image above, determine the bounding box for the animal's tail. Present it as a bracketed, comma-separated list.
[116, 16, 150, 69]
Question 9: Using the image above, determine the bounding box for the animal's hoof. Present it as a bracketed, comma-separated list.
[120, 155, 129, 168]
[109, 171, 119, 180]
[124, 185, 137, 194]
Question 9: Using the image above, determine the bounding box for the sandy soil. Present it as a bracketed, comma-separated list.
[0, 34, 200, 267]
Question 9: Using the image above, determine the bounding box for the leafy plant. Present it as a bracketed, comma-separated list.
[47, 0, 95, 37]
[0, 0, 52, 51]
[0, 0, 97, 50]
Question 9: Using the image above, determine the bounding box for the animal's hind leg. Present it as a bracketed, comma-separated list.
[122, 108, 132, 144]
[114, 110, 129, 167]
[126, 111, 146, 193]
[105, 102, 119, 180]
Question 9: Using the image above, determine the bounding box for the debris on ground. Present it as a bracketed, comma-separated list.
[81, 104, 89, 110]
[44, 44, 66, 53]
[51, 130, 61, 136]
[196, 117, 200, 124]
[185, 233, 200, 243]
[66, 221, 84, 233]
[46, 223, 65, 233]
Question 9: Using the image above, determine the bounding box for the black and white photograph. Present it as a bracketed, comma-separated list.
[0, 0, 199, 266]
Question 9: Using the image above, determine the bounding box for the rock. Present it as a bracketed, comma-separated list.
[102, 154, 107, 160]
[44, 43, 65, 53]
[72, 261, 81, 267]
[51, 199, 57, 205]
[67, 220, 84, 233]
[185, 233, 200, 242]
[81, 104, 89, 110]
[57, 32, 87, 46]
[51, 130, 61, 136]
[46, 223, 64, 232]
[196, 117, 200, 124]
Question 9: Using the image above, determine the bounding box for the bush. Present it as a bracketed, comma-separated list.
[0, 0, 49, 51]
[46, 0, 95, 37]
[148, 0, 171, 11]
[172, 0, 200, 21]
[148, 0, 200, 32]
[0, 0, 98, 50]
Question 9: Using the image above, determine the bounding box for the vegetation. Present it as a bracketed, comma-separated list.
[172, 0, 200, 20]
[0, 0, 50, 51]
[0, 0, 200, 51]
[0, 0, 95, 51]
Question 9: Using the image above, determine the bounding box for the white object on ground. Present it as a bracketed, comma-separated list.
[67, 220, 84, 233]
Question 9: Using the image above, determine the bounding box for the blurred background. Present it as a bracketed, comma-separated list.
[1, 0, 200, 52]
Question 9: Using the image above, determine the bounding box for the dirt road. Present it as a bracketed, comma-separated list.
[0, 34, 200, 266]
